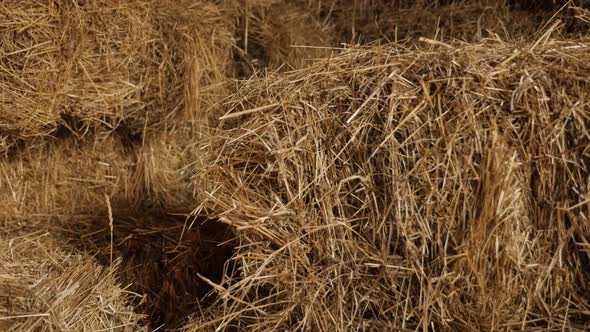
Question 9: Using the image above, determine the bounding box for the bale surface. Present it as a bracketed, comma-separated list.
[0, 0, 233, 153]
[193, 35, 590, 330]
[0, 136, 135, 220]
[3, 1, 590, 330]
[0, 230, 144, 331]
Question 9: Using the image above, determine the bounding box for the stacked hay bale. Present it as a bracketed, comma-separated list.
[0, 0, 237, 222]
[221, 0, 335, 75]
[295, 0, 587, 43]
[0, 0, 172, 152]
[0, 0, 234, 153]
[136, 0, 234, 213]
[0, 134, 235, 329]
[190, 34, 590, 330]
[0, 230, 144, 331]
[0, 1, 239, 329]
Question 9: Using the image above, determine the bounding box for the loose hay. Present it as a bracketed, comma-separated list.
[0, 230, 144, 331]
[3, 1, 590, 330]
[192, 35, 590, 330]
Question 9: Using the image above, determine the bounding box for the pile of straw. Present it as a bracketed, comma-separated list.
[192, 33, 590, 330]
[0, 133, 234, 329]
[0, 230, 143, 331]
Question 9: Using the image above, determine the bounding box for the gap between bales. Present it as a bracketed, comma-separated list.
[0, 136, 237, 330]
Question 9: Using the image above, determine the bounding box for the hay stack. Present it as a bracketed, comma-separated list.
[297, 0, 569, 43]
[0, 230, 144, 331]
[191, 34, 590, 330]
[135, 0, 336, 211]
[135, 0, 235, 213]
[0, 1, 161, 148]
[0, 0, 233, 153]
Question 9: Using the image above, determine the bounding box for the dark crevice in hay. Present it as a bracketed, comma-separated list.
[57, 200, 236, 330]
[0, 135, 26, 160]
[56, 113, 89, 136]
[113, 121, 144, 149]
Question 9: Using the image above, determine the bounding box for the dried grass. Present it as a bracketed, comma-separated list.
[0, 0, 233, 153]
[296, 0, 578, 43]
[572, 5, 590, 25]
[224, 0, 335, 75]
[136, 123, 205, 213]
[2, 1, 590, 330]
[0, 230, 144, 331]
[0, 136, 135, 220]
[191, 33, 590, 330]
[0, 133, 237, 330]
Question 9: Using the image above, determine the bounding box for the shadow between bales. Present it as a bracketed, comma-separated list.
[56, 200, 236, 330]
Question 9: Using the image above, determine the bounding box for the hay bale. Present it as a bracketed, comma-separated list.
[296, 0, 566, 43]
[0, 1, 62, 148]
[219, 0, 334, 75]
[154, 0, 234, 122]
[0, 0, 233, 152]
[134, 1, 234, 213]
[0, 230, 144, 331]
[192, 35, 590, 330]
[0, 136, 135, 221]
[0, 1, 159, 147]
